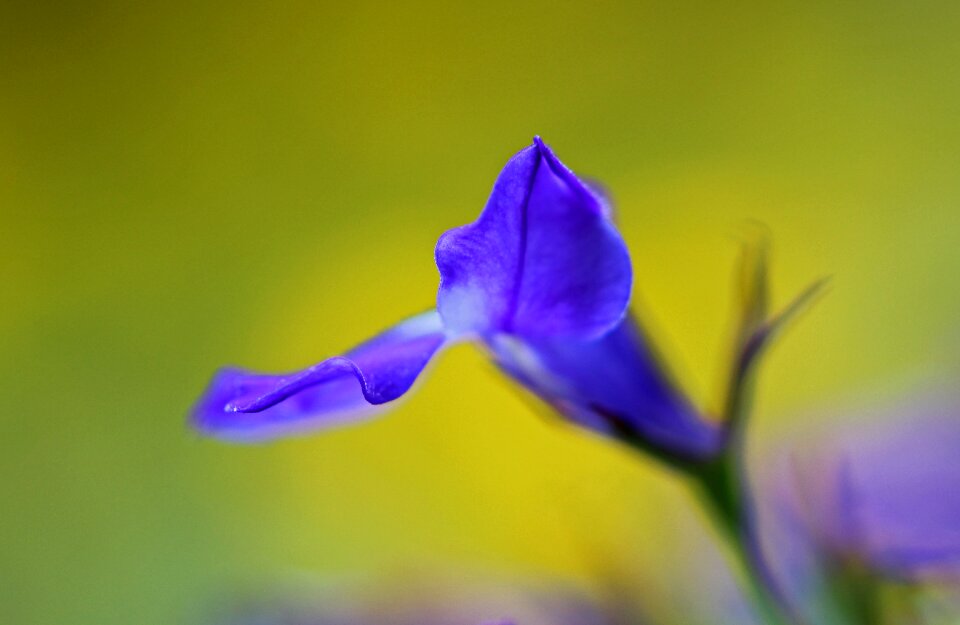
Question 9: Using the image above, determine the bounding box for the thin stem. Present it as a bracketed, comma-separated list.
[617, 263, 828, 622]
[684, 276, 829, 625]
[624, 427, 798, 624]
[670, 277, 830, 625]
[689, 442, 801, 625]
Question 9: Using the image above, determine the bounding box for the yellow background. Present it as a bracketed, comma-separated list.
[2, 2, 959, 623]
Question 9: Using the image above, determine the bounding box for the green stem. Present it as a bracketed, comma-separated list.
[688, 455, 792, 625]
[673, 283, 813, 625]
[619, 267, 828, 622]
[625, 429, 797, 625]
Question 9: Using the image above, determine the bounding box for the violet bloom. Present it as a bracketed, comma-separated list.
[756, 387, 960, 624]
[192, 138, 720, 460]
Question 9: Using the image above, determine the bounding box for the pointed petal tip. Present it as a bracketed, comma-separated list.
[532, 135, 554, 159]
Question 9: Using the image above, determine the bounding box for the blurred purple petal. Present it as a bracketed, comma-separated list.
[756, 387, 960, 622]
[435, 137, 631, 340]
[491, 315, 722, 460]
[829, 398, 960, 577]
[192, 311, 446, 441]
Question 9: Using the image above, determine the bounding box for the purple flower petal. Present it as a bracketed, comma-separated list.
[191, 311, 446, 441]
[435, 137, 632, 340]
[756, 388, 960, 622]
[830, 398, 960, 577]
[490, 314, 722, 460]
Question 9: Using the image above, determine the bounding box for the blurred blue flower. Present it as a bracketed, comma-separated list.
[756, 386, 960, 623]
[192, 137, 719, 460]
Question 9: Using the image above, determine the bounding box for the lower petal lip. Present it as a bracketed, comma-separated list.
[190, 311, 447, 442]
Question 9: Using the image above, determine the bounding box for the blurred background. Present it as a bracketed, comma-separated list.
[2, 1, 960, 623]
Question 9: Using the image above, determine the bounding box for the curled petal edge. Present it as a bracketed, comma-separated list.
[190, 311, 447, 442]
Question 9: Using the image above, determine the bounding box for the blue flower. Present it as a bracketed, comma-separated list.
[756, 386, 960, 623]
[192, 137, 721, 460]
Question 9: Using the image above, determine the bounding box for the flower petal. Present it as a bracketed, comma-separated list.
[755, 388, 960, 623]
[829, 397, 960, 577]
[191, 311, 447, 441]
[435, 137, 632, 340]
[490, 314, 722, 460]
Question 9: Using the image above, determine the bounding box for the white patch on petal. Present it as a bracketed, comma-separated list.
[390, 309, 445, 339]
[438, 284, 489, 334]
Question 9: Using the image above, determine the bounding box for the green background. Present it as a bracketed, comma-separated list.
[3, 2, 959, 623]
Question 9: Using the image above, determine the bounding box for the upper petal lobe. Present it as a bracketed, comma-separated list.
[435, 137, 632, 339]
